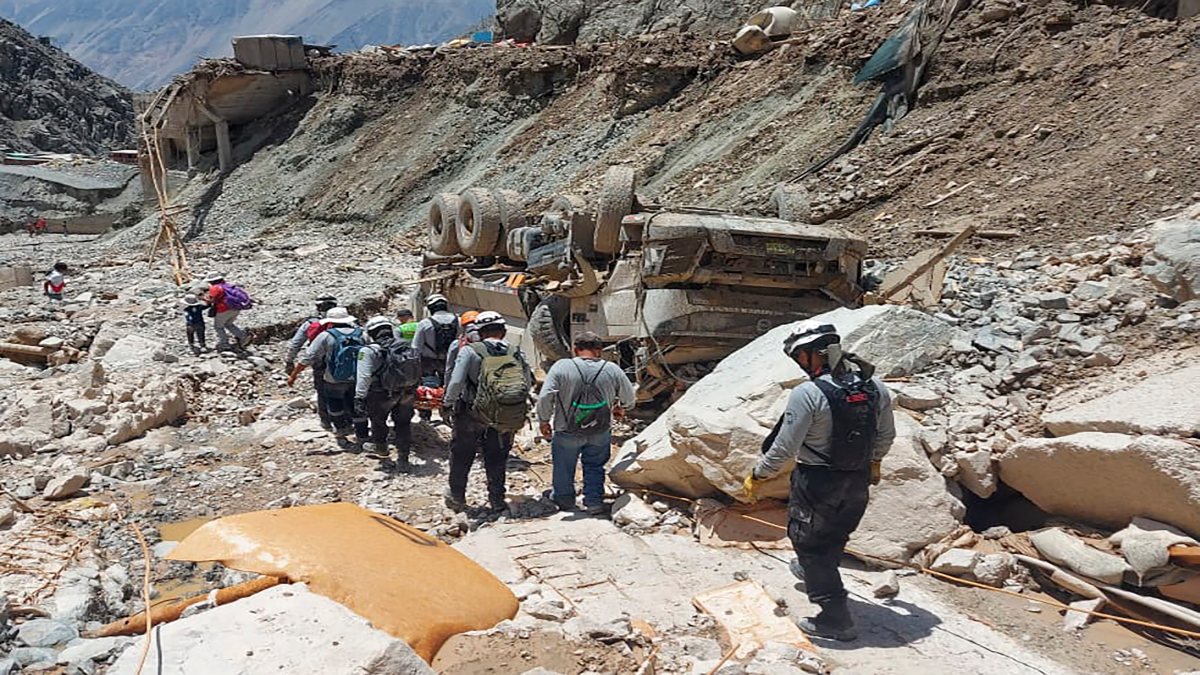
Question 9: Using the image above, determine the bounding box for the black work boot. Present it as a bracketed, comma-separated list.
[799, 600, 857, 641]
[395, 449, 411, 473]
[443, 489, 466, 512]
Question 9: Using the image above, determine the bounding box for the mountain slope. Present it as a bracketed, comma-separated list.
[0, 17, 133, 154]
[1, 0, 494, 90]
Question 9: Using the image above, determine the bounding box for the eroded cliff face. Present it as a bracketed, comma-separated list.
[495, 0, 775, 44]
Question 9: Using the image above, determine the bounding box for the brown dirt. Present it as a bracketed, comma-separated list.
[433, 629, 638, 674]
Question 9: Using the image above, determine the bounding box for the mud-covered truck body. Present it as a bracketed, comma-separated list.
[417, 170, 868, 408]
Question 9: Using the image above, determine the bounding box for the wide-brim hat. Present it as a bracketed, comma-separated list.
[323, 307, 357, 325]
[204, 273, 225, 284]
[181, 294, 203, 306]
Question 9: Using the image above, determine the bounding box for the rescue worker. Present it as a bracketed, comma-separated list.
[354, 317, 418, 472]
[444, 310, 480, 386]
[743, 321, 895, 641]
[285, 295, 339, 430]
[288, 307, 369, 450]
[411, 294, 460, 421]
[536, 331, 636, 515]
[442, 311, 532, 514]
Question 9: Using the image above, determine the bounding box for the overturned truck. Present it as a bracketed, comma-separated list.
[417, 168, 868, 409]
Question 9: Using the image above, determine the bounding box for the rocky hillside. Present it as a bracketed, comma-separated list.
[2, 0, 494, 89]
[0, 17, 133, 154]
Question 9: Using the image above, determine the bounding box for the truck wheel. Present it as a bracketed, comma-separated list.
[428, 193, 461, 255]
[529, 296, 572, 363]
[493, 189, 527, 256]
[457, 188, 503, 257]
[771, 183, 811, 222]
[594, 166, 637, 255]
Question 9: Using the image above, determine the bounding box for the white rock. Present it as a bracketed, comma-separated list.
[872, 571, 900, 598]
[1142, 206, 1200, 302]
[971, 552, 1015, 587]
[57, 637, 134, 667]
[1063, 598, 1104, 632]
[1042, 364, 1200, 437]
[16, 619, 78, 647]
[0, 506, 14, 528]
[43, 471, 89, 500]
[611, 493, 661, 529]
[954, 450, 996, 498]
[100, 334, 167, 369]
[523, 596, 571, 622]
[38, 337, 65, 349]
[999, 432, 1200, 536]
[611, 305, 961, 501]
[930, 548, 980, 575]
[107, 584, 433, 674]
[891, 383, 943, 411]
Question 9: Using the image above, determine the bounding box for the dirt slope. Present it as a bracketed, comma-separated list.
[0, 17, 133, 154]
[180, 0, 1197, 262]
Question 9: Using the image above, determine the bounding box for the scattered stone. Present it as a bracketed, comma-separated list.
[1037, 292, 1071, 309]
[43, 471, 89, 500]
[100, 334, 168, 369]
[610, 493, 661, 529]
[1030, 528, 1131, 584]
[954, 450, 996, 498]
[930, 548, 980, 575]
[872, 571, 900, 598]
[523, 596, 572, 622]
[891, 383, 943, 411]
[1063, 598, 1105, 632]
[9, 647, 57, 667]
[17, 618, 79, 647]
[57, 637, 134, 668]
[971, 553, 1016, 587]
[0, 506, 14, 528]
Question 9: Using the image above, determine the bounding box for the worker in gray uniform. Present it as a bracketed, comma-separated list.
[284, 295, 338, 429]
[743, 321, 896, 641]
[411, 293, 460, 422]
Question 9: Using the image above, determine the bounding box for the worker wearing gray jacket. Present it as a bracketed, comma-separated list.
[284, 295, 338, 429]
[411, 293, 460, 421]
[536, 331, 636, 515]
[354, 317, 417, 472]
[743, 321, 895, 642]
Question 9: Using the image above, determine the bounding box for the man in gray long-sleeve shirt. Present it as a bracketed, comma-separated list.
[536, 331, 635, 514]
[411, 293, 459, 421]
[744, 321, 895, 642]
[284, 296, 338, 429]
[354, 316, 417, 471]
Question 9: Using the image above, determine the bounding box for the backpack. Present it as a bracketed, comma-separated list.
[327, 328, 365, 383]
[811, 374, 880, 471]
[373, 340, 422, 394]
[304, 318, 328, 342]
[221, 284, 254, 311]
[562, 359, 612, 433]
[431, 314, 458, 354]
[470, 342, 530, 432]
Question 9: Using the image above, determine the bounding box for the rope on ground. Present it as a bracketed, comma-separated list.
[705, 642, 741, 675]
[628, 487, 1200, 641]
[118, 509, 155, 675]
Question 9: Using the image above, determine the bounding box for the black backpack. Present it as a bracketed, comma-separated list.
[374, 340, 421, 395]
[562, 359, 612, 433]
[431, 314, 457, 354]
[811, 374, 880, 471]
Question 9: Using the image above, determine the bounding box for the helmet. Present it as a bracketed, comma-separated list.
[460, 310, 480, 327]
[783, 321, 839, 356]
[323, 307, 357, 325]
[474, 310, 505, 328]
[425, 293, 448, 309]
[315, 295, 338, 314]
[365, 316, 393, 334]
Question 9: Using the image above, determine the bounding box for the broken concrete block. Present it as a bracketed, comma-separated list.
[1042, 364, 1200, 437]
[107, 584, 433, 675]
[1030, 528, 1131, 584]
[43, 471, 89, 500]
[930, 548, 980, 576]
[999, 432, 1200, 536]
[611, 493, 660, 529]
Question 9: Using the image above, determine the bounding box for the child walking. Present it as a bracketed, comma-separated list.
[181, 294, 209, 355]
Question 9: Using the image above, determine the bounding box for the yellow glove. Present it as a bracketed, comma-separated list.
[742, 473, 763, 503]
[870, 460, 882, 486]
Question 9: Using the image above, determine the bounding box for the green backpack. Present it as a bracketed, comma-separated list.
[470, 343, 530, 432]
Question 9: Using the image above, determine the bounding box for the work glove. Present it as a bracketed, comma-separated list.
[285, 361, 295, 375]
[286, 372, 297, 388]
[539, 422, 553, 440]
[870, 460, 883, 486]
[354, 397, 367, 418]
[742, 473, 764, 504]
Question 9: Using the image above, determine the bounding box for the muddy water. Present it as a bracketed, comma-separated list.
[158, 516, 214, 543]
[153, 517, 217, 604]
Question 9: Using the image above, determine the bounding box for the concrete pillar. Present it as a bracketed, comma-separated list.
[215, 120, 232, 173]
[185, 127, 200, 174]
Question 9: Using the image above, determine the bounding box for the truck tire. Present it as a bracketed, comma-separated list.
[771, 183, 811, 223]
[493, 189, 527, 256]
[428, 193, 461, 255]
[529, 296, 572, 363]
[456, 188, 503, 257]
[594, 166, 637, 255]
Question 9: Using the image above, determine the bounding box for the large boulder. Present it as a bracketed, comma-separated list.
[998, 432, 1200, 537]
[107, 583, 433, 675]
[610, 305, 961, 500]
[102, 373, 188, 445]
[1142, 204, 1200, 302]
[851, 414, 966, 561]
[100, 334, 168, 369]
[1041, 365, 1200, 437]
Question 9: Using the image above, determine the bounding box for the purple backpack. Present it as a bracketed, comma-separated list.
[221, 284, 254, 310]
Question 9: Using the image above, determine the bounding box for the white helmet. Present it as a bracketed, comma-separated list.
[473, 310, 506, 328]
[425, 293, 448, 309]
[783, 321, 839, 356]
[365, 316, 394, 334]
